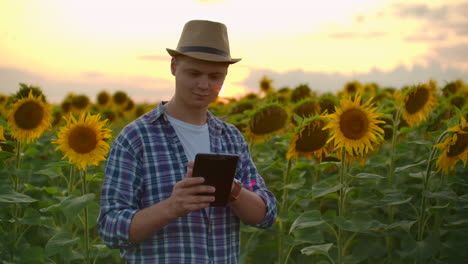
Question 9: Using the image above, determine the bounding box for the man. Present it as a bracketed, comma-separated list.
[98, 20, 277, 263]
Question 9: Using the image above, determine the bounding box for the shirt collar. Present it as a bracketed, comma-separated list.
[148, 102, 224, 130]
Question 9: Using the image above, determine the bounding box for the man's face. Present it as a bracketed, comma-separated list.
[171, 56, 229, 109]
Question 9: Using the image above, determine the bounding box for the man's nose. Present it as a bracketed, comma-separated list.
[198, 75, 209, 89]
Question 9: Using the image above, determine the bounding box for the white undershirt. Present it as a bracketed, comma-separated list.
[166, 114, 211, 162]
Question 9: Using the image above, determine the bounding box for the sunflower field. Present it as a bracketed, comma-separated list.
[0, 79, 467, 264]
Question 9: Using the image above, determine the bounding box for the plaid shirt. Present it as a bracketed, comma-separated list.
[98, 103, 277, 264]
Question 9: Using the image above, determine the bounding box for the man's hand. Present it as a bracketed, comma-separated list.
[129, 161, 215, 243]
[166, 161, 216, 218]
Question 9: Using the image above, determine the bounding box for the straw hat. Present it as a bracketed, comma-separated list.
[166, 20, 241, 64]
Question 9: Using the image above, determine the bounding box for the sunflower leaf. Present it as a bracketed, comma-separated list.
[45, 231, 80, 257]
[312, 182, 343, 199]
[300, 243, 333, 256]
[289, 210, 324, 233]
[353, 173, 385, 180]
[0, 187, 37, 203]
[394, 159, 426, 173]
[60, 194, 95, 219]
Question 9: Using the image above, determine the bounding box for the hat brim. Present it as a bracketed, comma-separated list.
[166, 48, 241, 64]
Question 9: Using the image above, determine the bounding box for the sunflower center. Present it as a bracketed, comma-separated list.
[405, 87, 429, 114]
[68, 126, 98, 154]
[14, 101, 44, 130]
[447, 128, 468, 157]
[339, 108, 369, 140]
[296, 121, 328, 152]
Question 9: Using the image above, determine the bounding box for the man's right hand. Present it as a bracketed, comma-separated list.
[129, 162, 215, 243]
[166, 162, 216, 218]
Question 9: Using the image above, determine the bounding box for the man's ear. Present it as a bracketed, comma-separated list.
[170, 57, 177, 76]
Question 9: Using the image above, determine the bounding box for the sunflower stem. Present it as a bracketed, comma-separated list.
[14, 141, 23, 191]
[417, 129, 451, 241]
[387, 107, 402, 184]
[278, 158, 293, 264]
[385, 107, 401, 261]
[68, 166, 76, 195]
[12, 140, 24, 255]
[337, 149, 347, 264]
[80, 168, 90, 264]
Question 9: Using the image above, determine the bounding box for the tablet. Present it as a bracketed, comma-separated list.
[192, 153, 240, 206]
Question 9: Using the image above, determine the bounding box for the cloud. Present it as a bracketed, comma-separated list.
[240, 61, 468, 95]
[81, 71, 105, 78]
[328, 31, 387, 39]
[432, 43, 468, 63]
[394, 3, 448, 20]
[405, 33, 447, 42]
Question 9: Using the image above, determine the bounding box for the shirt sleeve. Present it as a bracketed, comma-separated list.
[97, 127, 143, 249]
[237, 132, 278, 229]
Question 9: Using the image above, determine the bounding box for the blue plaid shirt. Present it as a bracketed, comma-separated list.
[98, 103, 277, 264]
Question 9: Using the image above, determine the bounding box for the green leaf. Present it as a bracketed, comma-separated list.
[352, 173, 385, 180]
[45, 231, 80, 257]
[34, 167, 62, 179]
[385, 220, 417, 233]
[315, 161, 340, 170]
[386, 196, 413, 206]
[46, 161, 72, 167]
[423, 190, 458, 201]
[426, 203, 450, 213]
[335, 214, 386, 233]
[284, 178, 306, 190]
[394, 159, 426, 173]
[61, 194, 95, 219]
[408, 140, 432, 145]
[292, 228, 324, 245]
[312, 180, 343, 199]
[0, 186, 37, 203]
[289, 210, 324, 233]
[0, 151, 14, 161]
[300, 243, 333, 256]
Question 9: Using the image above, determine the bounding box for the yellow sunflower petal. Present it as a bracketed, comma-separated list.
[52, 112, 112, 170]
[7, 90, 52, 143]
[323, 94, 385, 158]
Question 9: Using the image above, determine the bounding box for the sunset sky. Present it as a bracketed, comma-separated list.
[1, 0, 467, 103]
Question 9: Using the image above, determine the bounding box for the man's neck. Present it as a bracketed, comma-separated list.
[164, 99, 208, 125]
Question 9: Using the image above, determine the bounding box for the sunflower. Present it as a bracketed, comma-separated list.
[434, 117, 468, 174]
[229, 100, 255, 115]
[290, 84, 312, 103]
[112, 91, 129, 109]
[291, 98, 320, 126]
[323, 94, 385, 157]
[400, 81, 438, 127]
[287, 116, 330, 161]
[338, 81, 363, 99]
[53, 112, 112, 170]
[259, 76, 273, 94]
[0, 126, 5, 151]
[96, 91, 111, 107]
[71, 94, 91, 113]
[318, 93, 338, 115]
[7, 90, 52, 143]
[247, 103, 288, 141]
[0, 94, 8, 117]
[442, 80, 464, 97]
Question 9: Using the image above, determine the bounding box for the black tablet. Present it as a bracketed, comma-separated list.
[192, 153, 240, 206]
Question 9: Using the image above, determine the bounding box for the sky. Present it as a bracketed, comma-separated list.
[0, 0, 467, 103]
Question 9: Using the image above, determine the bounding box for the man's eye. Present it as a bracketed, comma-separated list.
[188, 71, 200, 77]
[210, 74, 223, 80]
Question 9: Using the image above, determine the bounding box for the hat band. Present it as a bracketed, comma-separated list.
[177, 46, 229, 59]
